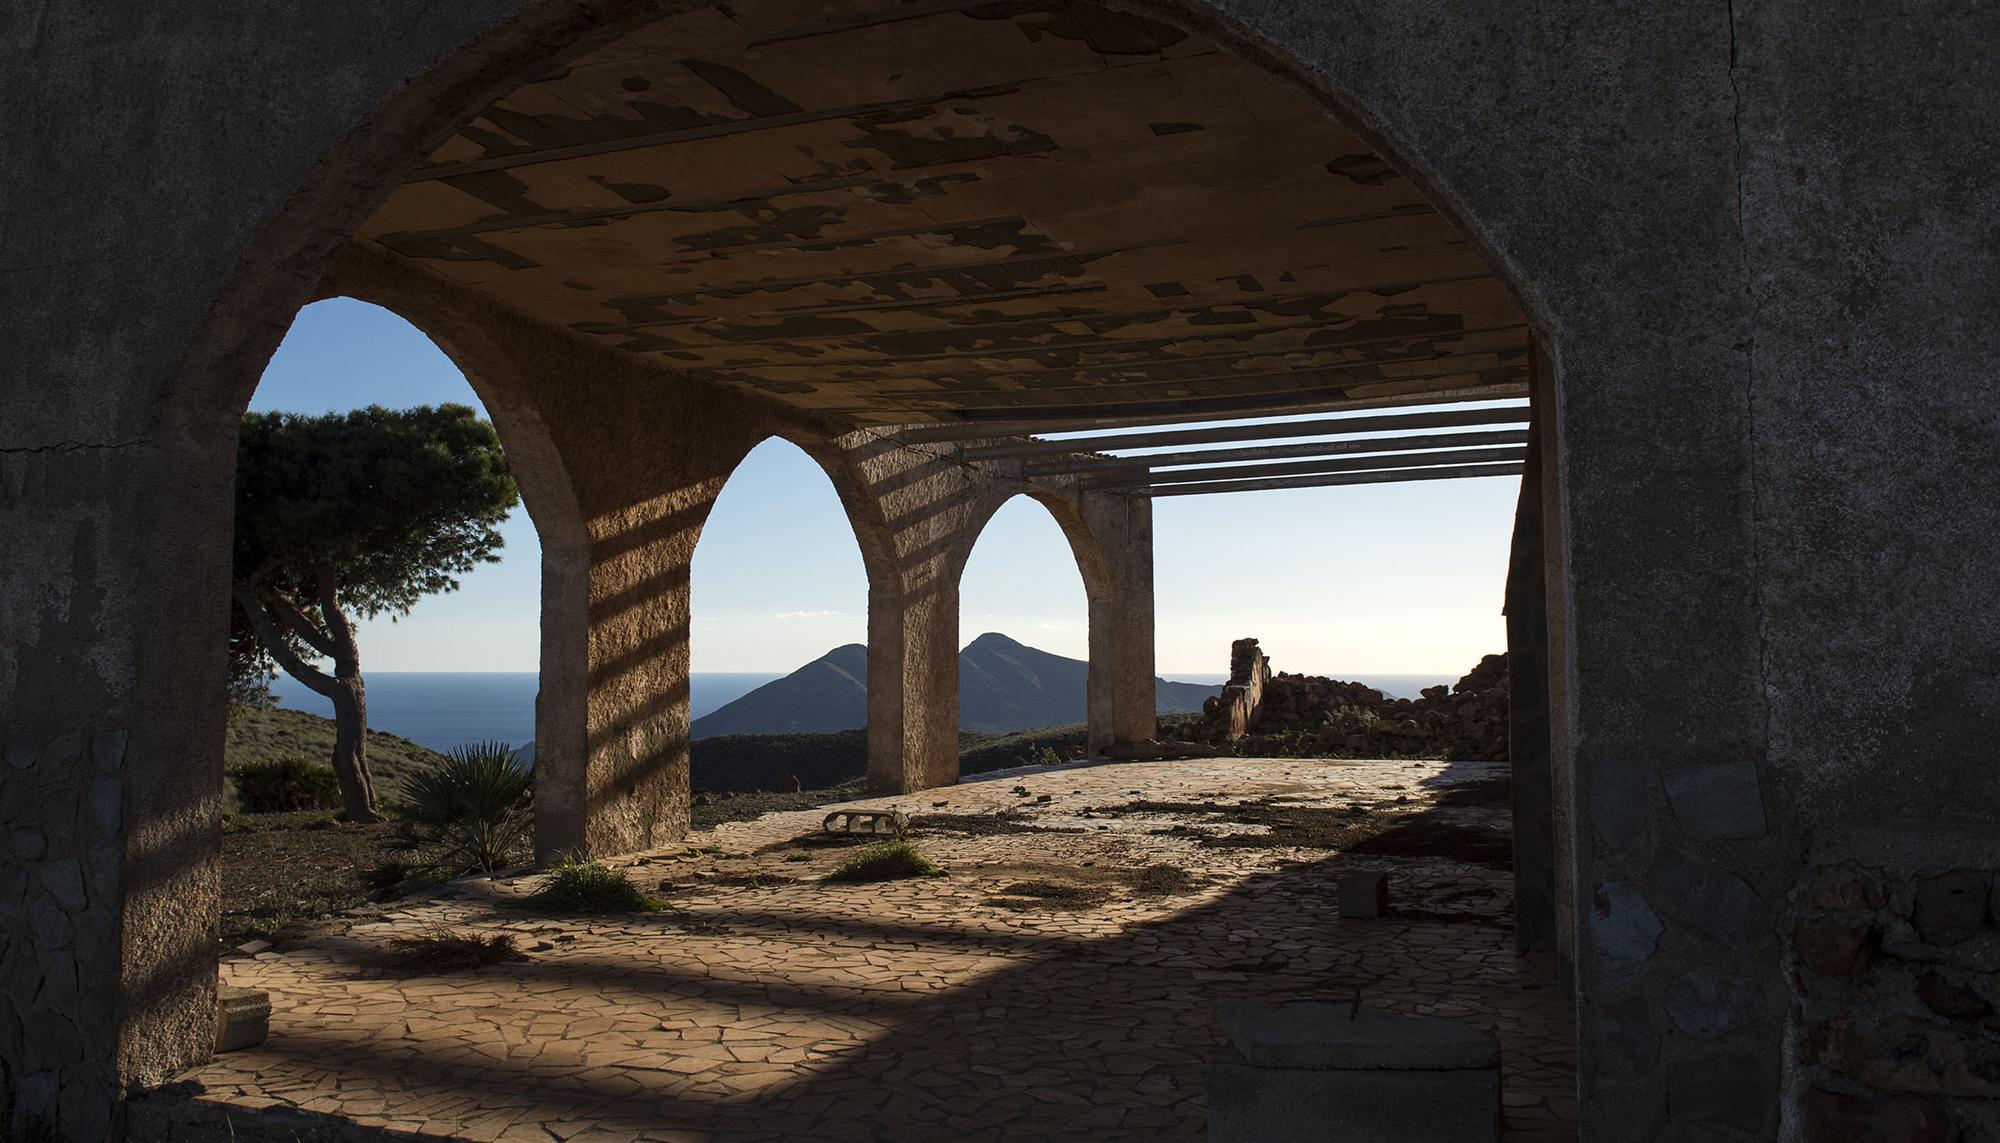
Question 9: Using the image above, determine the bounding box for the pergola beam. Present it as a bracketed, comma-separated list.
[1141, 461, 1525, 497]
[901, 388, 1528, 444]
[1024, 427, 1531, 475]
[962, 405, 1527, 459]
[1083, 446, 1529, 489]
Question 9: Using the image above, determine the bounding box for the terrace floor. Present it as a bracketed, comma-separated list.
[173, 756, 1576, 1142]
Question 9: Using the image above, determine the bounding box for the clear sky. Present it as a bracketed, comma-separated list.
[252, 298, 1520, 678]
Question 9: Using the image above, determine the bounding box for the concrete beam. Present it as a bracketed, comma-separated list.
[1023, 428, 1531, 475]
[1141, 461, 1524, 496]
[962, 406, 1528, 460]
[1082, 445, 1528, 489]
[897, 385, 1530, 443]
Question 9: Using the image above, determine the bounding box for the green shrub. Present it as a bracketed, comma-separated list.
[824, 840, 943, 883]
[1026, 744, 1065, 767]
[231, 756, 340, 813]
[394, 741, 532, 874]
[522, 857, 664, 913]
[1324, 704, 1381, 733]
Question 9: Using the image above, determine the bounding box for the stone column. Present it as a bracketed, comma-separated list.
[821, 429, 997, 795]
[1505, 399, 1559, 956]
[865, 573, 963, 793]
[1080, 490, 1158, 752]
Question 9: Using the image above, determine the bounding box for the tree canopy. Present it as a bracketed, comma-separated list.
[231, 403, 520, 821]
[234, 404, 520, 616]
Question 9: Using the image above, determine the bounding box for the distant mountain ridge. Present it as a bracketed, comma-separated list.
[689, 632, 1218, 739]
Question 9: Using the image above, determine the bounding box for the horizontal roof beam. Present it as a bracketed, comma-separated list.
[896, 381, 1529, 443]
[1141, 461, 1526, 497]
[1024, 427, 1530, 475]
[1083, 446, 1528, 489]
[963, 404, 1527, 459]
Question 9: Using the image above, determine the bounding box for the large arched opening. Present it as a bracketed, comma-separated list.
[13, 3, 1683, 1140]
[952, 492, 1105, 770]
[686, 435, 871, 793]
[218, 294, 560, 946]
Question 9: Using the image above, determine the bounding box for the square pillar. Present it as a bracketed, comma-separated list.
[1080, 490, 1157, 753]
[865, 577, 962, 793]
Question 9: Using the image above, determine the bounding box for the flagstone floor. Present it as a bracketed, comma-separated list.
[181, 756, 1576, 1142]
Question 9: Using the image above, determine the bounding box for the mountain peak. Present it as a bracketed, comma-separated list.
[690, 632, 1218, 739]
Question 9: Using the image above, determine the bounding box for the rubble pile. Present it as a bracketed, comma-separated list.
[1173, 641, 1510, 761]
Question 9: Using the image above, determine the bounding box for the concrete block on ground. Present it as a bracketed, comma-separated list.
[1339, 873, 1389, 918]
[215, 986, 271, 1052]
[1209, 1002, 1499, 1142]
[821, 809, 909, 836]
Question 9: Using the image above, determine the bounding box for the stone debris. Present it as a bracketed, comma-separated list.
[214, 986, 271, 1052]
[821, 808, 909, 836]
[1178, 642, 1509, 761]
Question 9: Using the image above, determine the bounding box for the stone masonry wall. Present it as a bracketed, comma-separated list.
[1789, 825, 2000, 1142]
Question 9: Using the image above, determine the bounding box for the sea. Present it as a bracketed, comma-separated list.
[270, 670, 1457, 753]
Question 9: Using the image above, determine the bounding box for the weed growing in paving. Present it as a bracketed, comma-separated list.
[388, 923, 527, 971]
[823, 839, 943, 883]
[522, 857, 667, 913]
[783, 851, 813, 863]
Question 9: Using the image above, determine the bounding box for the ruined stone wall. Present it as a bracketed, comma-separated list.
[1197, 637, 1271, 739]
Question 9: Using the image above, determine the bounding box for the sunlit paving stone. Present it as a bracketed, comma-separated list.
[183, 757, 1574, 1141]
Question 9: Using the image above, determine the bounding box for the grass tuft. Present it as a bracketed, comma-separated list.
[387, 923, 527, 971]
[823, 839, 943, 883]
[522, 857, 666, 913]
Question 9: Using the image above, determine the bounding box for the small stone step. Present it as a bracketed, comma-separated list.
[215, 986, 271, 1052]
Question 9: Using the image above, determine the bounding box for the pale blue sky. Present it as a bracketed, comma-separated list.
[252, 298, 1521, 677]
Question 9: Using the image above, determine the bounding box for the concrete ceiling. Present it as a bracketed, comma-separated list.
[358, 0, 1530, 427]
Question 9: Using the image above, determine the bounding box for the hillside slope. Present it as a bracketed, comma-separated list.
[225, 704, 448, 797]
[689, 632, 1217, 738]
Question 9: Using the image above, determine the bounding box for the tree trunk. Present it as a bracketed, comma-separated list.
[318, 569, 381, 823]
[232, 575, 383, 822]
[325, 673, 380, 823]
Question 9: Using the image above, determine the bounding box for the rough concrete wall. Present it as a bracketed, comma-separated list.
[1, 4, 640, 1130]
[1505, 405, 1557, 957]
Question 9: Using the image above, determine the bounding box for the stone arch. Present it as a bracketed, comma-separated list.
[952, 488, 1114, 607]
[951, 486, 1152, 756]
